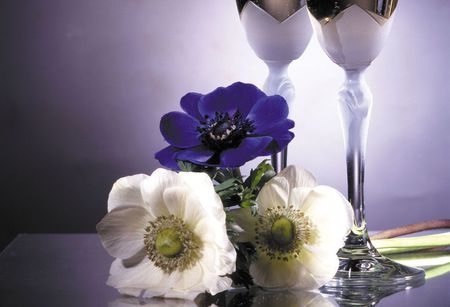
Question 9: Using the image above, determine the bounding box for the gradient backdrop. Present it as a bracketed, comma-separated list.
[1, 0, 449, 250]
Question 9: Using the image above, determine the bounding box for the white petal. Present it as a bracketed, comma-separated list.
[162, 186, 188, 218]
[192, 210, 228, 249]
[178, 172, 221, 213]
[299, 186, 353, 248]
[206, 275, 233, 295]
[108, 174, 149, 212]
[171, 264, 204, 291]
[200, 241, 236, 276]
[218, 240, 237, 275]
[278, 165, 317, 190]
[179, 171, 225, 222]
[108, 257, 165, 290]
[183, 193, 209, 226]
[96, 206, 149, 259]
[296, 245, 340, 289]
[257, 177, 289, 213]
[249, 255, 301, 289]
[289, 187, 313, 209]
[196, 264, 233, 295]
[197, 242, 217, 273]
[140, 169, 183, 217]
[193, 217, 216, 244]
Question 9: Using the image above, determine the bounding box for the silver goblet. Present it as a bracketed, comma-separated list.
[236, 0, 312, 172]
[307, 0, 425, 290]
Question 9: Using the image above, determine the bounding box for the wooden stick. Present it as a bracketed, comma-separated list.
[371, 219, 450, 240]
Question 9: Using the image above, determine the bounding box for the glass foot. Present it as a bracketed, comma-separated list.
[321, 246, 425, 306]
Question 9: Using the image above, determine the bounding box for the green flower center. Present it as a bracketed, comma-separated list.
[271, 216, 295, 246]
[155, 228, 184, 258]
[144, 215, 202, 274]
[254, 205, 313, 261]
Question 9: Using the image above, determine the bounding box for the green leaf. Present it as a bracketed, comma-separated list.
[214, 178, 240, 192]
[241, 199, 257, 208]
[243, 159, 275, 191]
[213, 168, 235, 183]
[177, 160, 217, 176]
[177, 160, 192, 172]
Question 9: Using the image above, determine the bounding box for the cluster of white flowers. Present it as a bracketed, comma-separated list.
[97, 165, 353, 300]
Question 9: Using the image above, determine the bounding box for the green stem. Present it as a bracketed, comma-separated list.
[373, 232, 450, 254]
[385, 250, 450, 267]
[424, 262, 450, 280]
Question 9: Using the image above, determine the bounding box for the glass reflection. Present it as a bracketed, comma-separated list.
[320, 280, 425, 307]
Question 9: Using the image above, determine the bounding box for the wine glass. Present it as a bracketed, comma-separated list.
[306, 0, 425, 289]
[236, 0, 312, 172]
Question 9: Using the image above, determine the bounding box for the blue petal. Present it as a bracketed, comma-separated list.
[198, 82, 266, 118]
[175, 146, 214, 164]
[247, 95, 289, 134]
[226, 82, 266, 117]
[180, 92, 203, 120]
[265, 119, 295, 135]
[220, 136, 272, 167]
[198, 86, 235, 118]
[155, 145, 181, 170]
[260, 131, 295, 155]
[160, 112, 201, 148]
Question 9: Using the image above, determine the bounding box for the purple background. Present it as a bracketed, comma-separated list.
[1, 0, 449, 250]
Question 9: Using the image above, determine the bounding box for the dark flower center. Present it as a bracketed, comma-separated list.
[197, 111, 254, 150]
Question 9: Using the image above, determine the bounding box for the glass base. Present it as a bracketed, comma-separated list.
[321, 245, 425, 306]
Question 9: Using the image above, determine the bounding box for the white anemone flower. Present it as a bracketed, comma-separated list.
[97, 169, 236, 300]
[232, 165, 353, 290]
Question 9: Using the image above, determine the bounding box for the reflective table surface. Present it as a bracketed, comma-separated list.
[0, 234, 448, 306]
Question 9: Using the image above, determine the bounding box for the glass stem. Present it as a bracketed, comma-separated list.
[232, 168, 242, 181]
[264, 60, 294, 173]
[338, 67, 376, 250]
[271, 148, 288, 173]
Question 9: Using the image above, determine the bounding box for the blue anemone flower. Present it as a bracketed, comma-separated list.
[155, 82, 294, 169]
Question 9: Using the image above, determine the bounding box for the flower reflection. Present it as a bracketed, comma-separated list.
[109, 296, 199, 307]
[201, 289, 336, 307]
[109, 289, 336, 307]
[251, 290, 336, 307]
